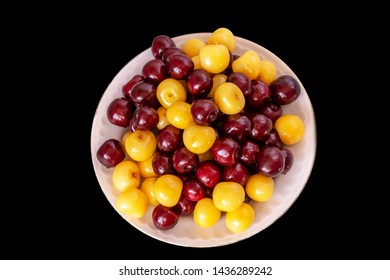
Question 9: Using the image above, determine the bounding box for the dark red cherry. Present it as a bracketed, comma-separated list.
[152, 204, 179, 230]
[96, 139, 126, 168]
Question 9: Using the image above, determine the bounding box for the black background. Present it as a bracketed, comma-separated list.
[2, 5, 388, 260]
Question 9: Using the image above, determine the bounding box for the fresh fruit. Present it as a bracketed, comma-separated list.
[199, 44, 230, 74]
[222, 162, 250, 187]
[172, 146, 199, 174]
[190, 98, 219, 125]
[213, 82, 245, 115]
[106, 97, 133, 128]
[232, 50, 261, 80]
[96, 139, 126, 168]
[166, 101, 194, 129]
[122, 74, 144, 99]
[211, 137, 240, 167]
[152, 204, 179, 230]
[249, 113, 273, 142]
[129, 80, 159, 108]
[137, 153, 158, 178]
[227, 72, 252, 98]
[207, 27, 236, 53]
[125, 130, 157, 162]
[222, 114, 251, 142]
[258, 60, 277, 84]
[172, 194, 196, 216]
[182, 38, 206, 58]
[239, 140, 260, 167]
[112, 160, 141, 192]
[142, 58, 168, 84]
[156, 124, 182, 154]
[131, 105, 159, 131]
[156, 78, 187, 108]
[116, 188, 149, 218]
[259, 101, 282, 123]
[153, 174, 183, 207]
[166, 52, 194, 80]
[245, 173, 274, 202]
[182, 177, 206, 202]
[212, 181, 245, 212]
[140, 177, 159, 205]
[270, 75, 301, 105]
[151, 35, 176, 59]
[156, 106, 169, 130]
[195, 160, 222, 189]
[264, 128, 283, 149]
[183, 123, 216, 154]
[161, 46, 185, 63]
[247, 80, 271, 109]
[193, 197, 221, 228]
[96, 28, 308, 234]
[187, 69, 213, 97]
[257, 146, 285, 177]
[274, 114, 305, 145]
[152, 153, 175, 175]
[225, 203, 254, 233]
[208, 73, 227, 98]
[281, 148, 294, 175]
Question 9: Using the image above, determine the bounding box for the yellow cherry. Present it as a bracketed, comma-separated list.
[199, 44, 230, 74]
[156, 78, 187, 108]
[183, 123, 216, 154]
[116, 188, 148, 219]
[232, 50, 262, 80]
[274, 114, 305, 145]
[245, 173, 274, 202]
[112, 160, 141, 192]
[213, 82, 245, 115]
[125, 130, 157, 162]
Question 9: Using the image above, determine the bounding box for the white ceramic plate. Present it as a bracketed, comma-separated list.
[90, 33, 316, 247]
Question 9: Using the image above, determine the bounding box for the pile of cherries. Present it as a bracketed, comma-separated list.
[96, 28, 304, 233]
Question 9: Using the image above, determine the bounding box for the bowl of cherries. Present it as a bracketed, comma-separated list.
[91, 28, 316, 247]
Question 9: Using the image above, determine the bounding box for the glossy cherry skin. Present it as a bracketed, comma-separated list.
[223, 162, 250, 186]
[187, 69, 213, 97]
[259, 101, 282, 123]
[106, 97, 133, 128]
[211, 137, 240, 167]
[250, 113, 273, 142]
[257, 146, 285, 177]
[227, 72, 252, 98]
[152, 153, 175, 175]
[122, 74, 144, 99]
[263, 128, 283, 149]
[161, 46, 185, 64]
[172, 194, 196, 216]
[190, 99, 219, 125]
[96, 139, 126, 168]
[142, 58, 168, 84]
[152, 204, 179, 230]
[247, 79, 271, 108]
[172, 146, 199, 174]
[239, 140, 260, 167]
[166, 53, 194, 80]
[129, 81, 159, 108]
[156, 124, 182, 154]
[222, 114, 251, 142]
[182, 177, 206, 201]
[151, 35, 176, 59]
[195, 160, 222, 189]
[270, 74, 301, 105]
[131, 105, 159, 131]
[281, 148, 294, 175]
